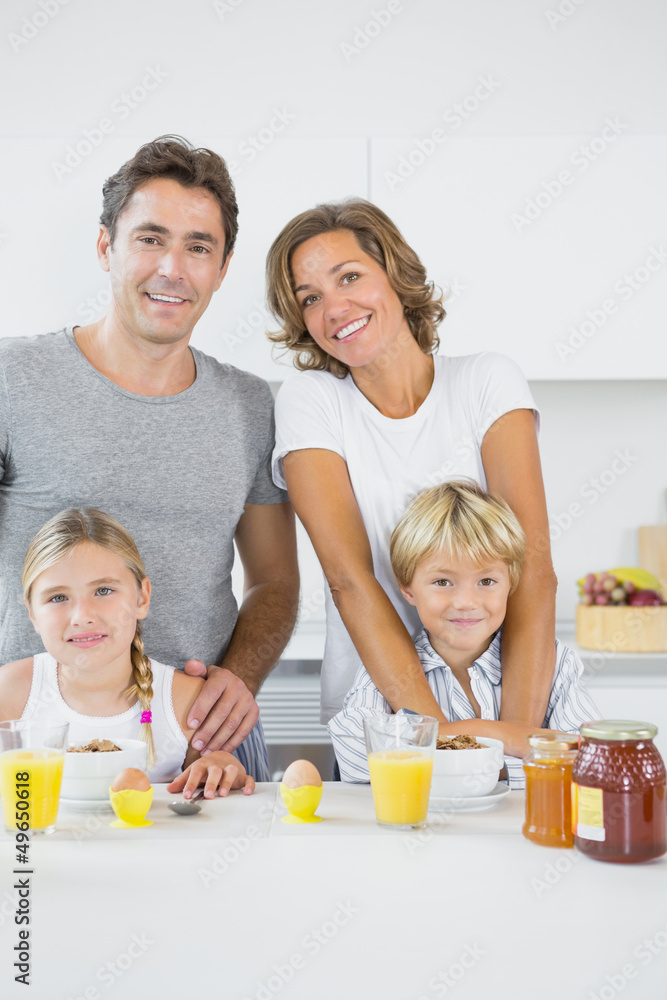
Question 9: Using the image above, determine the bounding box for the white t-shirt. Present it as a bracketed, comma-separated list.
[272, 352, 539, 723]
[21, 653, 187, 783]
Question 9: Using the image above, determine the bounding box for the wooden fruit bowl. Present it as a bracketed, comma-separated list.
[576, 604, 667, 653]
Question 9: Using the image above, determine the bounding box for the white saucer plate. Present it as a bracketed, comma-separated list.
[428, 782, 511, 813]
[59, 797, 113, 813]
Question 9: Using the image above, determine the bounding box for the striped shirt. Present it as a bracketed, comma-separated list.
[234, 720, 270, 783]
[327, 629, 599, 789]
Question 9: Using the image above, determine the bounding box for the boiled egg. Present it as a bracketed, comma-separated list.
[282, 759, 322, 789]
[112, 768, 151, 793]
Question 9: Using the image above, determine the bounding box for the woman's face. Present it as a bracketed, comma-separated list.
[291, 229, 412, 370]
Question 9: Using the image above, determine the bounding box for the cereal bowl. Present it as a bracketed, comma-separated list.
[430, 736, 504, 799]
[61, 739, 148, 801]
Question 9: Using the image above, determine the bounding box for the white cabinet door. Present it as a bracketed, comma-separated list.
[370, 136, 667, 379]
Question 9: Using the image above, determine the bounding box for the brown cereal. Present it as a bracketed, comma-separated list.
[436, 734, 486, 750]
[67, 739, 122, 753]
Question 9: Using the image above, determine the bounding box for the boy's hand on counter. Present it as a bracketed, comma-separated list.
[167, 750, 255, 799]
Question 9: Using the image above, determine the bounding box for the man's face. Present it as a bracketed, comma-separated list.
[98, 177, 232, 346]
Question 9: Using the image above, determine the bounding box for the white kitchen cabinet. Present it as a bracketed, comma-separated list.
[370, 135, 667, 380]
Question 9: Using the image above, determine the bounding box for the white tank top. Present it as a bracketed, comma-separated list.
[21, 652, 188, 783]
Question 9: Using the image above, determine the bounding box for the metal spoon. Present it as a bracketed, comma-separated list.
[168, 789, 206, 816]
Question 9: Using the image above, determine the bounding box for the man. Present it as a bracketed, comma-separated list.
[0, 136, 299, 779]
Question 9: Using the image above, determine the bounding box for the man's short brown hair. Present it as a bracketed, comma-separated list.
[100, 135, 238, 263]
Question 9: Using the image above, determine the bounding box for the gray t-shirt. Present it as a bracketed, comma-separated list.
[0, 328, 287, 668]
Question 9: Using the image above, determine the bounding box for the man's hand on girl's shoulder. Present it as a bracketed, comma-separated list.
[183, 659, 260, 754]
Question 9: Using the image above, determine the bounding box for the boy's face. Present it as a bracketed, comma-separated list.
[400, 550, 511, 664]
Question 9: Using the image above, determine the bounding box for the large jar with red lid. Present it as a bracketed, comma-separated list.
[572, 720, 667, 864]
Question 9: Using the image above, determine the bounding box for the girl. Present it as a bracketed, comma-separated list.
[0, 508, 261, 799]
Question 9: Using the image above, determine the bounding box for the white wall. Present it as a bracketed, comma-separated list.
[2, 0, 665, 624]
[521, 380, 665, 621]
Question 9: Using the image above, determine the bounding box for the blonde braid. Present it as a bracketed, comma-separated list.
[126, 622, 156, 772]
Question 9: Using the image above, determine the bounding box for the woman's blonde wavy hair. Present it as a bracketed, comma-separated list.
[266, 199, 446, 378]
[23, 508, 156, 771]
[390, 481, 526, 593]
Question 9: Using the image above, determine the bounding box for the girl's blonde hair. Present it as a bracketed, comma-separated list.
[390, 481, 526, 592]
[23, 508, 156, 771]
[265, 199, 446, 378]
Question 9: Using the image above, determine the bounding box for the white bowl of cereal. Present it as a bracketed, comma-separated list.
[430, 735, 504, 799]
[61, 738, 148, 801]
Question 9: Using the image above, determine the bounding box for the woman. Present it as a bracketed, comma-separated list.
[266, 200, 556, 736]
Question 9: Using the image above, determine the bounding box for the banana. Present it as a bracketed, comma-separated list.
[607, 567, 664, 592]
[577, 567, 664, 592]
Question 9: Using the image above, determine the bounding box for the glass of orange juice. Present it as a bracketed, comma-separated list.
[0, 721, 69, 835]
[363, 714, 438, 829]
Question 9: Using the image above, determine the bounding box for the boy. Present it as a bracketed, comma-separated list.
[328, 481, 598, 787]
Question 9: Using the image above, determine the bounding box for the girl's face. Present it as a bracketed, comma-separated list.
[291, 229, 412, 371]
[27, 541, 150, 673]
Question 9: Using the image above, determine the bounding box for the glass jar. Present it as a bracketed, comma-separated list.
[523, 733, 579, 847]
[572, 720, 667, 864]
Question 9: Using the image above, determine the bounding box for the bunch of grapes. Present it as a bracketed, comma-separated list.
[579, 574, 664, 606]
[579, 573, 635, 606]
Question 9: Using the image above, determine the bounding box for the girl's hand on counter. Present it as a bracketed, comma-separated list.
[167, 751, 255, 799]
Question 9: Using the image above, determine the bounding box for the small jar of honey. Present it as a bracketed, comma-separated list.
[523, 733, 579, 848]
[572, 720, 667, 864]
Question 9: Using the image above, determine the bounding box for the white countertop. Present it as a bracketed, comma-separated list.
[1, 783, 666, 1000]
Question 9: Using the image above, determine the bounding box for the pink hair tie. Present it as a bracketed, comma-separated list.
[140, 711, 152, 725]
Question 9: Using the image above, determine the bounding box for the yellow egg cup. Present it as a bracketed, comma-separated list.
[280, 783, 323, 823]
[109, 786, 154, 828]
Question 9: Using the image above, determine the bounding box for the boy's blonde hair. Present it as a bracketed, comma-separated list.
[390, 481, 525, 592]
[23, 509, 156, 771]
